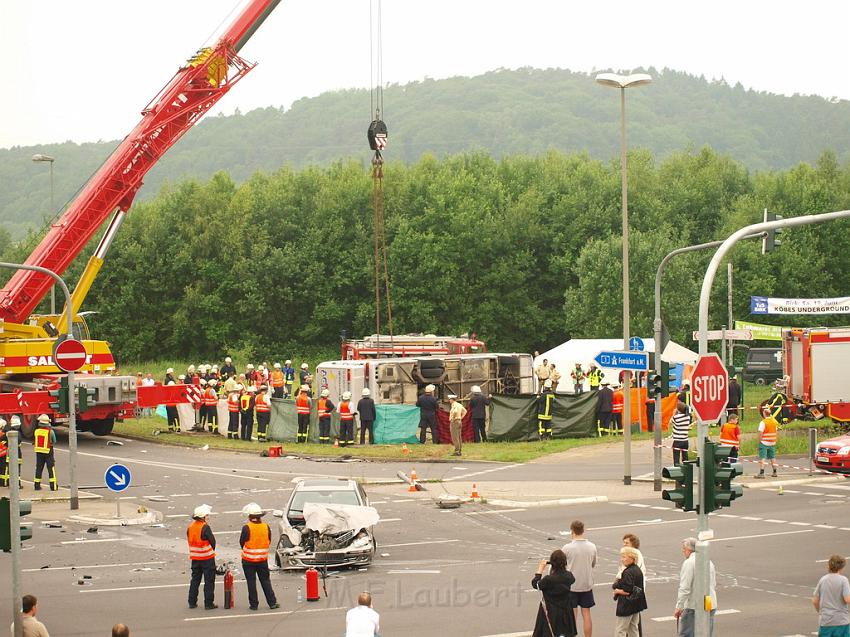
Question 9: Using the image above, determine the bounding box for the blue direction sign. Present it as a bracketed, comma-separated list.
[628, 336, 645, 352]
[594, 350, 650, 371]
[104, 464, 131, 492]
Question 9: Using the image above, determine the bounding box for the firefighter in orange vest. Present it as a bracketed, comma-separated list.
[255, 385, 271, 442]
[339, 391, 355, 447]
[165, 380, 180, 432]
[239, 503, 279, 611]
[198, 378, 209, 430]
[612, 384, 624, 432]
[316, 389, 335, 444]
[271, 363, 285, 399]
[240, 386, 255, 441]
[205, 379, 220, 434]
[295, 385, 311, 443]
[33, 414, 58, 491]
[718, 412, 741, 460]
[187, 504, 217, 610]
[226, 385, 241, 439]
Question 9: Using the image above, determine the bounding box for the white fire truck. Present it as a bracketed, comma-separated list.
[783, 327, 850, 422]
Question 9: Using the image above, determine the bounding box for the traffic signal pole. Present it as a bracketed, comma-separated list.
[0, 262, 78, 510]
[695, 209, 850, 637]
[9, 430, 22, 637]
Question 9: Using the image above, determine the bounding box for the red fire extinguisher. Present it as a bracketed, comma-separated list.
[224, 567, 234, 608]
[305, 567, 320, 601]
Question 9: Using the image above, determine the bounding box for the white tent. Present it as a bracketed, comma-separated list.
[661, 341, 699, 365]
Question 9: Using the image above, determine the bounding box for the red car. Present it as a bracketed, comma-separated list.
[815, 433, 850, 474]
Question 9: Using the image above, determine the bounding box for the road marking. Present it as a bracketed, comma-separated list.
[466, 509, 527, 515]
[590, 518, 693, 532]
[815, 524, 837, 529]
[60, 538, 132, 545]
[185, 605, 345, 622]
[814, 484, 850, 492]
[166, 514, 188, 519]
[651, 609, 740, 622]
[478, 632, 532, 637]
[170, 494, 192, 498]
[386, 569, 441, 574]
[708, 530, 813, 542]
[216, 530, 241, 535]
[629, 503, 652, 508]
[378, 518, 402, 523]
[803, 492, 824, 496]
[650, 506, 669, 510]
[789, 521, 812, 526]
[764, 519, 787, 524]
[741, 516, 762, 521]
[443, 463, 521, 482]
[24, 561, 165, 573]
[380, 539, 460, 548]
[391, 499, 415, 503]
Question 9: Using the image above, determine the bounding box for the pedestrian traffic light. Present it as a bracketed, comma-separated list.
[47, 376, 70, 414]
[703, 440, 743, 513]
[762, 211, 784, 253]
[78, 386, 97, 413]
[0, 497, 32, 552]
[662, 461, 695, 511]
[647, 372, 662, 398]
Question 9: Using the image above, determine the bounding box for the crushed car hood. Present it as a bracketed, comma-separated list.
[302, 502, 380, 534]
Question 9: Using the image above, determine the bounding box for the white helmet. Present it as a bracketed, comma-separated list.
[166, 367, 174, 374]
[471, 385, 482, 394]
[187, 364, 196, 373]
[209, 379, 218, 386]
[247, 363, 255, 370]
[0, 418, 6, 429]
[199, 378, 208, 385]
[225, 357, 232, 364]
[300, 384, 310, 391]
[37, 414, 51, 424]
[543, 379, 553, 389]
[258, 364, 265, 371]
[193, 504, 212, 519]
[301, 363, 309, 370]
[447, 394, 458, 400]
[320, 389, 330, 397]
[211, 365, 218, 371]
[362, 388, 371, 396]
[342, 391, 352, 400]
[242, 502, 264, 517]
[425, 384, 436, 393]
[285, 360, 292, 366]
[9, 415, 21, 427]
[178, 374, 186, 380]
[274, 363, 281, 369]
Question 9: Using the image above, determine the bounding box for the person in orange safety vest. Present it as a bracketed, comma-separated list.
[338, 391, 355, 447]
[239, 502, 279, 611]
[204, 379, 220, 434]
[271, 363, 285, 399]
[718, 413, 741, 460]
[756, 408, 779, 479]
[612, 385, 624, 432]
[227, 386, 241, 440]
[254, 385, 271, 443]
[295, 385, 311, 443]
[316, 389, 335, 444]
[187, 504, 217, 610]
[33, 414, 58, 491]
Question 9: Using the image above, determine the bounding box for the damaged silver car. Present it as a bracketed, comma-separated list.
[274, 479, 379, 570]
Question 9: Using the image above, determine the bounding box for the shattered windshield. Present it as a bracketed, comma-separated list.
[289, 490, 361, 515]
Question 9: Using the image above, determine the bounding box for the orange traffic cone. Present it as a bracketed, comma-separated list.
[402, 442, 410, 455]
[471, 483, 480, 500]
[409, 467, 418, 492]
[333, 439, 339, 447]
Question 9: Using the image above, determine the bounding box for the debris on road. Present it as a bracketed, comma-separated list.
[436, 494, 462, 509]
[87, 527, 98, 534]
[106, 440, 124, 446]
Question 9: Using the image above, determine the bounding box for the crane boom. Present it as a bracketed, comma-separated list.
[0, 0, 282, 324]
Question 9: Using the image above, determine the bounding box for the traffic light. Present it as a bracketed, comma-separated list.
[0, 497, 33, 552]
[647, 371, 662, 398]
[47, 376, 70, 414]
[660, 361, 676, 397]
[78, 386, 97, 413]
[662, 461, 695, 511]
[703, 440, 743, 513]
[762, 211, 784, 253]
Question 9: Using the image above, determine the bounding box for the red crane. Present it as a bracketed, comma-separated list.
[0, 0, 282, 323]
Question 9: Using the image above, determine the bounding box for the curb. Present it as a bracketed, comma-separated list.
[483, 496, 609, 508]
[743, 475, 846, 489]
[67, 509, 163, 526]
[29, 492, 102, 504]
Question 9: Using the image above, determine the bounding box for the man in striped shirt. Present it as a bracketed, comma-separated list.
[671, 402, 692, 466]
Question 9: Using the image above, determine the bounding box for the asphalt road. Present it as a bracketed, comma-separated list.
[0, 430, 846, 636]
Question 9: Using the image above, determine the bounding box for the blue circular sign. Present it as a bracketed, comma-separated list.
[629, 336, 645, 352]
[104, 464, 132, 492]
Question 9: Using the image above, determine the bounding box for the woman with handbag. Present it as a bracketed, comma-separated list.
[532, 549, 578, 637]
[612, 546, 648, 637]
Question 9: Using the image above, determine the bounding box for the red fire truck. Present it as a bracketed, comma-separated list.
[783, 327, 850, 423]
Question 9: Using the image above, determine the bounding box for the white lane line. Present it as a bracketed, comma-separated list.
[789, 522, 812, 526]
[652, 609, 740, 622]
[185, 605, 344, 622]
[198, 492, 217, 496]
[708, 530, 813, 542]
[716, 514, 737, 518]
[61, 538, 132, 545]
[380, 539, 460, 548]
[378, 518, 402, 523]
[24, 561, 165, 573]
[590, 519, 693, 532]
[166, 514, 189, 519]
[841, 528, 850, 531]
[170, 494, 192, 498]
[764, 519, 787, 524]
[443, 463, 521, 482]
[386, 569, 441, 574]
[83, 581, 245, 594]
[815, 524, 837, 529]
[741, 516, 762, 521]
[216, 530, 241, 535]
[391, 499, 415, 503]
[250, 489, 272, 493]
[629, 503, 652, 508]
[465, 509, 527, 516]
[803, 492, 823, 496]
[650, 506, 669, 511]
[478, 632, 532, 637]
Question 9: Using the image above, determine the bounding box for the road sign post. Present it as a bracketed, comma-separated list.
[105, 464, 131, 519]
[593, 350, 649, 372]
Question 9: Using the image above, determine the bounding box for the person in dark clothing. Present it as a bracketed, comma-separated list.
[727, 376, 742, 421]
[239, 503, 279, 611]
[468, 385, 492, 443]
[357, 388, 377, 444]
[220, 356, 237, 381]
[537, 381, 555, 440]
[239, 387, 255, 441]
[597, 382, 614, 434]
[416, 385, 439, 443]
[612, 546, 647, 636]
[316, 389, 335, 444]
[531, 549, 577, 637]
[678, 381, 691, 407]
[187, 504, 217, 610]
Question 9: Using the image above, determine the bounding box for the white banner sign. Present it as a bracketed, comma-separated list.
[692, 329, 753, 341]
[751, 295, 850, 315]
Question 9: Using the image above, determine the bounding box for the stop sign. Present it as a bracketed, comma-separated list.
[53, 338, 88, 373]
[691, 353, 729, 422]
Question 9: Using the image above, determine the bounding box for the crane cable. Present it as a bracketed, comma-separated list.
[368, 0, 393, 346]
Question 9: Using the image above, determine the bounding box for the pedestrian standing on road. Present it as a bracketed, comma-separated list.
[254, 385, 271, 443]
[671, 402, 692, 466]
[531, 549, 577, 637]
[468, 385, 491, 443]
[33, 414, 57, 491]
[187, 504, 217, 610]
[339, 391, 355, 447]
[111, 624, 130, 637]
[239, 386, 256, 442]
[674, 537, 717, 637]
[448, 394, 466, 456]
[726, 375, 741, 421]
[295, 385, 312, 443]
[756, 408, 779, 479]
[596, 382, 614, 435]
[416, 384, 439, 444]
[239, 503, 280, 611]
[613, 546, 647, 637]
[571, 363, 586, 395]
[344, 592, 380, 637]
[616, 534, 647, 637]
[718, 413, 741, 460]
[16, 594, 49, 637]
[813, 554, 850, 637]
[537, 380, 555, 440]
[317, 389, 334, 444]
[357, 388, 376, 445]
[562, 520, 597, 637]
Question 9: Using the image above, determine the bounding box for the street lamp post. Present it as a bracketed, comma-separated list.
[32, 154, 57, 314]
[596, 72, 651, 486]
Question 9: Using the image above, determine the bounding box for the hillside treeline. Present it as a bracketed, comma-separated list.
[4, 67, 850, 238]
[17, 147, 838, 362]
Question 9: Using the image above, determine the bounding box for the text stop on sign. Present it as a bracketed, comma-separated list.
[691, 353, 729, 422]
[693, 373, 727, 403]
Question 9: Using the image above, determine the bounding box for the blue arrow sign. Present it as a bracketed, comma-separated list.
[104, 464, 131, 492]
[628, 336, 645, 352]
[594, 350, 650, 371]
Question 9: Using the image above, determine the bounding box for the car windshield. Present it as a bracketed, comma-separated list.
[288, 489, 361, 516]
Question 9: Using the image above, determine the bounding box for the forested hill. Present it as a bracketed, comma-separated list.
[3, 67, 850, 237]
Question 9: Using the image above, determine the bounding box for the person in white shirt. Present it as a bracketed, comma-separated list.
[345, 591, 380, 637]
[562, 519, 597, 637]
[674, 537, 717, 637]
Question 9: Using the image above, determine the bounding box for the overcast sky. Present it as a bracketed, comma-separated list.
[2, 0, 848, 149]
